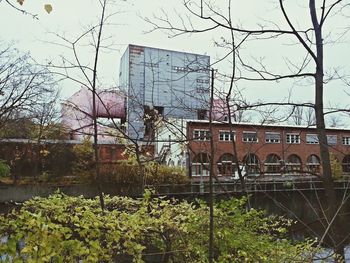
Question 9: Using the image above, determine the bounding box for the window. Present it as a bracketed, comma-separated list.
[154, 106, 164, 116]
[286, 133, 300, 144]
[217, 153, 236, 176]
[286, 154, 302, 174]
[342, 155, 350, 173]
[264, 154, 281, 174]
[306, 134, 319, 144]
[306, 154, 320, 174]
[243, 131, 258, 143]
[198, 68, 210, 73]
[327, 135, 337, 145]
[196, 87, 210, 93]
[191, 153, 210, 176]
[265, 132, 280, 143]
[342, 136, 350, 145]
[172, 66, 187, 72]
[243, 154, 260, 174]
[219, 131, 235, 141]
[143, 62, 159, 68]
[197, 109, 207, 120]
[196, 78, 209, 84]
[193, 129, 210, 141]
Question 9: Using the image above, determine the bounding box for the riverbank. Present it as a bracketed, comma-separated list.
[1, 176, 350, 202]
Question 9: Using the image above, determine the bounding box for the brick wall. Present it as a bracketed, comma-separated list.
[187, 121, 350, 176]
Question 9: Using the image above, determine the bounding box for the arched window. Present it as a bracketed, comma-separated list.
[191, 153, 210, 176]
[306, 154, 320, 174]
[243, 153, 260, 175]
[286, 154, 302, 174]
[217, 153, 236, 177]
[342, 155, 350, 173]
[264, 154, 281, 174]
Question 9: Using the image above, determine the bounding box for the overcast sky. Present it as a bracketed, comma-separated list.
[1, 0, 349, 124]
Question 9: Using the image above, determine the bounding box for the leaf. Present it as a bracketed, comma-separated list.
[44, 4, 53, 14]
[17, 0, 24, 5]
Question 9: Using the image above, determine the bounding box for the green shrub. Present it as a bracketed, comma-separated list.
[330, 152, 342, 179]
[0, 192, 317, 262]
[71, 138, 94, 177]
[0, 159, 10, 178]
[144, 162, 188, 185]
[100, 160, 189, 185]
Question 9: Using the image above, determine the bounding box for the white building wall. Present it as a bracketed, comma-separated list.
[155, 118, 188, 168]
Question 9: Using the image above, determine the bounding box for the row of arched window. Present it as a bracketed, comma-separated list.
[191, 153, 350, 176]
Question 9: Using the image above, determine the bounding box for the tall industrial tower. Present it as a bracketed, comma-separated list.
[119, 44, 210, 140]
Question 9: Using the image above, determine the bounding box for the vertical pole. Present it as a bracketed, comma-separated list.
[208, 68, 215, 263]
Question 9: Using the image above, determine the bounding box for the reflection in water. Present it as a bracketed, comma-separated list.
[249, 190, 350, 262]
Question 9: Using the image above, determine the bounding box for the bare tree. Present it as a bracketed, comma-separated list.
[45, 0, 160, 209]
[29, 89, 61, 178]
[46, 0, 120, 210]
[0, 41, 57, 135]
[145, 0, 350, 260]
[1, 0, 39, 19]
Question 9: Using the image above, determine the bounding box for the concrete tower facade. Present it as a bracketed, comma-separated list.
[119, 45, 210, 140]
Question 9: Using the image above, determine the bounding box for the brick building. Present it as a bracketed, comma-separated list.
[187, 121, 350, 178]
[0, 139, 129, 177]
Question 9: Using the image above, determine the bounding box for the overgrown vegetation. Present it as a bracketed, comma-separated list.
[0, 191, 316, 262]
[100, 160, 188, 185]
[0, 160, 10, 179]
[330, 152, 342, 179]
[0, 139, 187, 186]
[71, 139, 95, 177]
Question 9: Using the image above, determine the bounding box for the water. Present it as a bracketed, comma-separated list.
[249, 190, 350, 262]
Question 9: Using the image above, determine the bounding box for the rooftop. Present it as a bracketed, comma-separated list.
[186, 119, 350, 132]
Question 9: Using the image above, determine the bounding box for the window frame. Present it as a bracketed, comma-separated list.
[286, 154, 302, 173]
[193, 129, 211, 141]
[219, 130, 235, 142]
[264, 154, 281, 174]
[286, 133, 301, 144]
[327, 135, 337, 145]
[342, 136, 350, 145]
[217, 153, 236, 176]
[306, 134, 319, 144]
[242, 131, 258, 143]
[342, 155, 350, 173]
[243, 154, 260, 175]
[191, 153, 210, 176]
[265, 132, 281, 144]
[306, 154, 321, 174]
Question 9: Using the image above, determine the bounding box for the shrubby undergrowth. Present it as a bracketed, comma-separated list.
[0, 191, 316, 262]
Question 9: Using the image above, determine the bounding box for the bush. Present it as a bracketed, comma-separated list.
[71, 138, 94, 177]
[144, 162, 188, 185]
[0, 159, 10, 178]
[100, 160, 189, 185]
[0, 192, 317, 262]
[330, 152, 342, 179]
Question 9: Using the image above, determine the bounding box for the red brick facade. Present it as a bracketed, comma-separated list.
[99, 144, 126, 163]
[187, 121, 350, 177]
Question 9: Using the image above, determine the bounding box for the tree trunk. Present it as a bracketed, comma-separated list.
[310, 1, 343, 260]
[310, 0, 336, 206]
